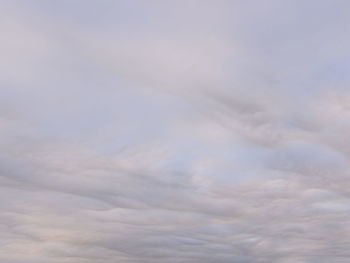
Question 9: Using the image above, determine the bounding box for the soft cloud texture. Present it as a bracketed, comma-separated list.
[1, 0, 350, 262]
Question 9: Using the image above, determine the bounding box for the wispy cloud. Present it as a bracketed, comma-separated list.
[1, 1, 350, 262]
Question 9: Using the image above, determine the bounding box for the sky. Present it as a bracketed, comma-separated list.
[1, 0, 350, 262]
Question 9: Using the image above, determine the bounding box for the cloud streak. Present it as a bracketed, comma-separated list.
[1, 0, 350, 262]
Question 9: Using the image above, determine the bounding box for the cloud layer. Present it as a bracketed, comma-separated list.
[1, 1, 350, 262]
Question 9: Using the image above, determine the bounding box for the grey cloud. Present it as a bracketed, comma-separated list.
[1, 0, 350, 263]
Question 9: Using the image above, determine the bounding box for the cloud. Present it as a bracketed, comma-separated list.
[1, 0, 350, 262]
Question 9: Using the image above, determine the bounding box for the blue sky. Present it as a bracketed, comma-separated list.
[1, 1, 350, 262]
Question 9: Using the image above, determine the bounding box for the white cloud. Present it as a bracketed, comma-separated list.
[1, 0, 350, 262]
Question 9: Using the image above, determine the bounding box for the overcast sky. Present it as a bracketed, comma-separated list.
[1, 1, 350, 262]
